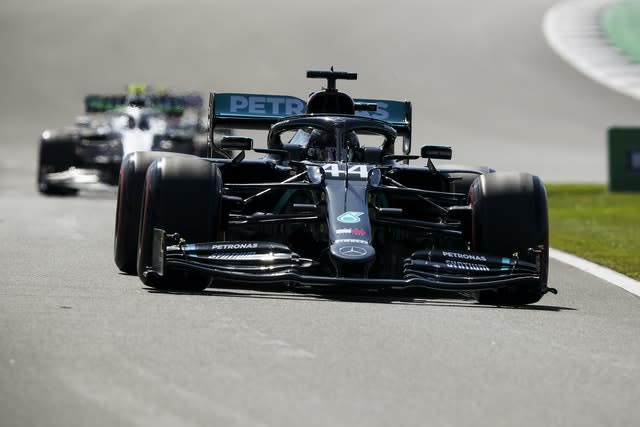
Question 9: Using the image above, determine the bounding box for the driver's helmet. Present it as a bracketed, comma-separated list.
[345, 131, 361, 161]
[306, 129, 336, 161]
[345, 131, 359, 149]
[126, 83, 150, 108]
[127, 95, 148, 108]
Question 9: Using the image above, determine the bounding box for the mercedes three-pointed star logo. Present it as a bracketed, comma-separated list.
[338, 246, 368, 257]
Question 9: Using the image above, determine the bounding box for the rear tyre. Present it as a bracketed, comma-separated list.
[37, 136, 78, 195]
[114, 151, 193, 274]
[137, 156, 222, 291]
[470, 172, 549, 306]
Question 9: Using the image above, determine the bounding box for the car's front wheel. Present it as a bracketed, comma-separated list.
[37, 136, 77, 196]
[137, 156, 223, 291]
[469, 172, 549, 306]
[114, 151, 193, 274]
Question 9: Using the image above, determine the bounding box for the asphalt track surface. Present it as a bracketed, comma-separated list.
[1, 1, 639, 426]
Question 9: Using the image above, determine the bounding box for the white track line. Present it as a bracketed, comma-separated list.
[543, 0, 640, 101]
[550, 248, 640, 297]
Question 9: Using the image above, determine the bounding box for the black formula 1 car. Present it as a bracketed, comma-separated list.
[114, 70, 555, 306]
[37, 85, 209, 195]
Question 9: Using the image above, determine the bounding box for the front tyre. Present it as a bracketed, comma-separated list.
[114, 151, 193, 274]
[470, 172, 549, 306]
[37, 136, 78, 196]
[137, 156, 222, 291]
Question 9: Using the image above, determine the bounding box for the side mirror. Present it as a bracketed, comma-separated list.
[306, 165, 325, 185]
[368, 168, 383, 187]
[220, 136, 253, 151]
[420, 145, 452, 160]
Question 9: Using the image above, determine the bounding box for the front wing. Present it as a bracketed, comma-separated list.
[41, 167, 119, 191]
[146, 229, 546, 292]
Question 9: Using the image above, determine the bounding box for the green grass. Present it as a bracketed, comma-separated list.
[546, 184, 640, 280]
[602, 1, 640, 64]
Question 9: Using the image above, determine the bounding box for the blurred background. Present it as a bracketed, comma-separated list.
[2, 0, 640, 183]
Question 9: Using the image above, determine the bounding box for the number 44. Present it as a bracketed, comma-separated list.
[322, 164, 368, 179]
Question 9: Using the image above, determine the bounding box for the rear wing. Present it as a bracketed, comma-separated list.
[84, 95, 126, 113]
[208, 92, 412, 153]
[84, 94, 203, 115]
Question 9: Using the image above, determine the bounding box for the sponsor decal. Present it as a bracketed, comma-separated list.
[445, 260, 490, 272]
[338, 246, 368, 257]
[337, 211, 364, 224]
[335, 228, 367, 236]
[228, 95, 304, 116]
[354, 101, 390, 121]
[208, 253, 257, 260]
[442, 251, 487, 262]
[207, 253, 291, 261]
[353, 99, 409, 125]
[335, 238, 369, 245]
[211, 243, 259, 251]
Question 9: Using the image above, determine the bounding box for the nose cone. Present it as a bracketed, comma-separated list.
[330, 240, 376, 264]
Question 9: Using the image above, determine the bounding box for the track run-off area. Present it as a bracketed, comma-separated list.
[544, 0, 640, 296]
[1, 1, 639, 426]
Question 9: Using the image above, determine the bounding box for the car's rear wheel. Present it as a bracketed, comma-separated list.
[137, 156, 223, 291]
[37, 136, 78, 195]
[114, 151, 193, 274]
[470, 172, 549, 305]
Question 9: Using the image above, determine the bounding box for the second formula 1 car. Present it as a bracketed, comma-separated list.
[37, 84, 207, 195]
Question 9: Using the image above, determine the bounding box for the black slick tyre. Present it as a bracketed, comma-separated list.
[469, 172, 549, 306]
[137, 156, 222, 291]
[114, 151, 193, 274]
[37, 136, 78, 195]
